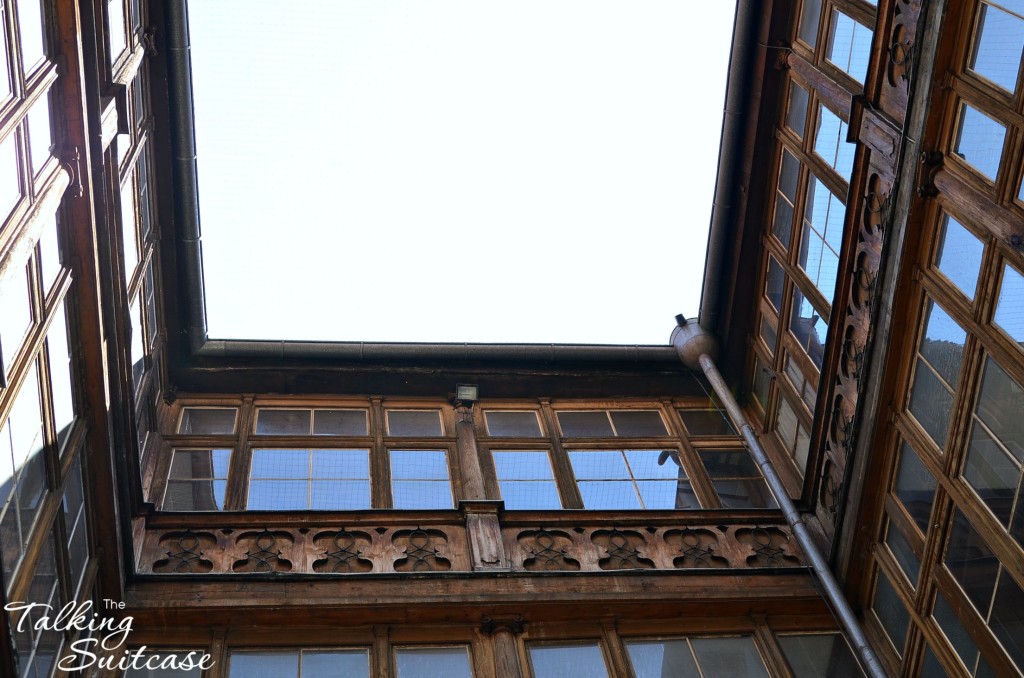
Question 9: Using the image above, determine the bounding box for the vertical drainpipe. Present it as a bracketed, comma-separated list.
[671, 316, 887, 678]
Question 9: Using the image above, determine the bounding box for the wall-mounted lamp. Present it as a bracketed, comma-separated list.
[453, 384, 479, 406]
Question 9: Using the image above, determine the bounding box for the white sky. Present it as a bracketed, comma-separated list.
[189, 1, 735, 345]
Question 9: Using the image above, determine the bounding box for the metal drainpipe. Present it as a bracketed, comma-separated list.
[671, 316, 887, 678]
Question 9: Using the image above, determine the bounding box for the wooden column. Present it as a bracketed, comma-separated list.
[481, 618, 524, 678]
[455, 405, 485, 500]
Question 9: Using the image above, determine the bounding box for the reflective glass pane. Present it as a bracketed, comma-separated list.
[778, 633, 862, 678]
[610, 410, 667, 437]
[251, 449, 308, 479]
[935, 215, 984, 300]
[963, 421, 1017, 524]
[679, 408, 735, 437]
[387, 410, 443, 437]
[954, 103, 1006, 181]
[301, 650, 370, 677]
[689, 637, 769, 677]
[885, 521, 920, 585]
[18, 0, 45, 71]
[390, 450, 449, 479]
[786, 80, 809, 137]
[765, 255, 785, 312]
[121, 177, 139, 278]
[872, 571, 910, 653]
[0, 265, 31, 372]
[773, 150, 800, 247]
[994, 264, 1024, 346]
[499, 479, 562, 510]
[38, 214, 61, 294]
[814, 105, 853, 181]
[47, 300, 74, 448]
[568, 451, 630, 480]
[530, 643, 608, 678]
[626, 640, 700, 678]
[391, 480, 452, 510]
[27, 91, 52, 176]
[125, 652, 205, 677]
[229, 652, 299, 678]
[178, 407, 237, 434]
[932, 592, 984, 675]
[0, 132, 19, 220]
[256, 409, 310, 435]
[790, 286, 828, 368]
[625, 450, 684, 479]
[698, 450, 759, 478]
[558, 411, 613, 437]
[578, 481, 641, 509]
[892, 443, 936, 532]
[311, 449, 369, 478]
[714, 479, 778, 509]
[130, 294, 145, 387]
[990, 571, 1024, 667]
[827, 12, 872, 83]
[493, 451, 558, 509]
[909, 359, 955, 449]
[945, 510, 998, 613]
[247, 480, 307, 510]
[168, 449, 231, 480]
[310, 480, 370, 510]
[969, 3, 1024, 93]
[107, 0, 127, 61]
[313, 409, 367, 436]
[800, 177, 844, 302]
[395, 647, 472, 678]
[637, 479, 697, 509]
[973, 358, 1023, 464]
[164, 479, 227, 511]
[493, 451, 554, 480]
[485, 411, 542, 437]
[799, 0, 821, 46]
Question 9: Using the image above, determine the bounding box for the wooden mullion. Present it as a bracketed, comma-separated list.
[370, 397, 392, 508]
[224, 396, 254, 511]
[539, 399, 583, 509]
[662, 400, 721, 509]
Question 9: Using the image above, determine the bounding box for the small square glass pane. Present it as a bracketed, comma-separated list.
[934, 214, 984, 300]
[814, 104, 853, 181]
[247, 480, 307, 510]
[568, 451, 630, 480]
[974, 358, 1023, 464]
[679, 409, 735, 436]
[387, 410, 443, 437]
[790, 287, 828, 369]
[392, 481, 452, 510]
[228, 652, 299, 678]
[872, 571, 910, 653]
[578, 481, 641, 509]
[46, 300, 75, 448]
[623, 450, 683, 479]
[0, 133, 20, 220]
[395, 647, 472, 678]
[530, 643, 609, 678]
[994, 264, 1024, 346]
[169, 449, 231, 480]
[301, 650, 371, 677]
[765, 254, 785, 312]
[178, 407, 237, 434]
[892, 443, 936, 532]
[786, 80, 809, 136]
[954, 103, 1006, 181]
[38, 214, 61, 294]
[714, 479, 778, 509]
[885, 521, 921, 585]
[27, 91, 52, 176]
[164, 479, 228, 511]
[125, 652, 205, 677]
[18, 0, 46, 71]
[558, 411, 614, 437]
[311, 449, 370, 478]
[500, 480, 562, 510]
[0, 265, 32, 372]
[945, 510, 998, 612]
[485, 411, 542, 437]
[626, 640, 699, 678]
[493, 451, 555, 480]
[256, 409, 311, 435]
[798, 0, 821, 47]
[918, 300, 966, 388]
[698, 450, 759, 478]
[969, 3, 1024, 93]
[313, 409, 368, 436]
[310, 480, 371, 510]
[610, 411, 667, 437]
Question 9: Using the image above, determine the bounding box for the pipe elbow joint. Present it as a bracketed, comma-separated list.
[670, 316, 719, 370]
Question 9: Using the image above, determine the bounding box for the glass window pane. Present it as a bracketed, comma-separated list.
[963, 420, 1017, 524]
[392, 481, 452, 510]
[892, 443, 936, 532]
[38, 214, 61, 294]
[395, 647, 472, 678]
[990, 570, 1024, 667]
[18, 0, 45, 71]
[933, 592, 985, 674]
[773, 150, 800, 247]
[969, 3, 1024, 93]
[47, 300, 75, 448]
[0, 132, 20, 220]
[689, 637, 769, 677]
[698, 449, 758, 478]
[994, 264, 1024, 346]
[228, 651, 299, 678]
[679, 408, 735, 437]
[168, 449, 231, 480]
[178, 407, 237, 434]
[530, 643, 609, 678]
[256, 409, 311, 435]
[800, 177, 844, 302]
[778, 633, 862, 678]
[121, 177, 139, 278]
[484, 411, 542, 437]
[0, 265, 32, 372]
[715, 479, 778, 509]
[625, 450, 683, 479]
[390, 450, 449, 480]
[920, 300, 968, 385]
[499, 480, 562, 510]
[301, 650, 371, 677]
[885, 521, 921, 585]
[765, 254, 785, 312]
[164, 479, 228, 511]
[814, 105, 854, 181]
[954, 103, 1006, 181]
[637, 479, 698, 509]
[390, 451, 452, 509]
[568, 451, 630, 480]
[626, 640, 700, 678]
[493, 451, 561, 509]
[872, 570, 910, 653]
[387, 410, 443, 436]
[610, 411, 667, 437]
[27, 90, 52, 176]
[935, 214, 984, 300]
[310, 480, 370, 510]
[247, 480, 307, 510]
[945, 510, 999, 613]
[311, 449, 369, 478]
[786, 80, 809, 137]
[251, 449, 308, 479]
[313, 409, 368, 436]
[124, 651, 206, 677]
[827, 12, 872, 83]
[493, 451, 554, 480]
[578, 480, 641, 509]
[799, 0, 821, 47]
[908, 360, 956, 449]
[107, 0, 127, 62]
[790, 286, 828, 369]
[558, 411, 614, 437]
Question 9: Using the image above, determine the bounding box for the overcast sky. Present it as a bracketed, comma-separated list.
[189, 1, 736, 345]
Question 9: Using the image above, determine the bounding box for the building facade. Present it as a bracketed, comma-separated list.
[0, 0, 1021, 676]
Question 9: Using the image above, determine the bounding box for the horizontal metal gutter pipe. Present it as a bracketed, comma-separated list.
[671, 317, 887, 678]
[195, 340, 679, 363]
